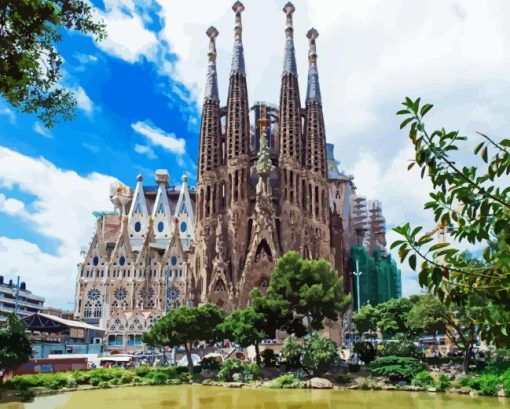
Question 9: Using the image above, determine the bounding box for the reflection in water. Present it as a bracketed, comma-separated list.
[1, 385, 506, 409]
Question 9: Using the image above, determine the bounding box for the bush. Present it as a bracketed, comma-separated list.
[261, 349, 277, 368]
[435, 374, 451, 391]
[98, 381, 110, 389]
[335, 374, 352, 384]
[353, 341, 376, 365]
[460, 375, 482, 390]
[411, 371, 434, 388]
[282, 335, 303, 370]
[201, 357, 221, 371]
[134, 366, 151, 377]
[19, 389, 34, 402]
[479, 374, 500, 396]
[369, 356, 423, 381]
[379, 337, 421, 358]
[5, 374, 42, 390]
[70, 370, 91, 385]
[355, 377, 379, 390]
[270, 374, 300, 389]
[301, 333, 339, 377]
[217, 359, 261, 383]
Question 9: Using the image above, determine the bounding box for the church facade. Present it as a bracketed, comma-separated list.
[74, 2, 392, 351]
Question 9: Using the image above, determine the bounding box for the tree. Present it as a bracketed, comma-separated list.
[144, 304, 225, 374]
[0, 314, 32, 381]
[219, 307, 266, 365]
[376, 297, 417, 338]
[301, 333, 339, 377]
[0, 1, 106, 127]
[281, 334, 303, 371]
[352, 304, 379, 335]
[394, 98, 510, 342]
[268, 251, 351, 335]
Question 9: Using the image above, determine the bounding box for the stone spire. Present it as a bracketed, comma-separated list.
[226, 0, 250, 162]
[204, 26, 219, 102]
[304, 28, 327, 178]
[282, 2, 297, 75]
[305, 28, 322, 105]
[231, 1, 246, 75]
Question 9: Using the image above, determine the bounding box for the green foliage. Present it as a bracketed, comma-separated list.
[270, 374, 301, 389]
[435, 374, 451, 391]
[18, 389, 34, 402]
[411, 371, 434, 387]
[0, 313, 32, 374]
[369, 356, 423, 381]
[98, 381, 110, 389]
[200, 357, 221, 371]
[261, 349, 277, 368]
[379, 337, 421, 358]
[268, 251, 351, 335]
[302, 333, 339, 377]
[353, 341, 376, 364]
[144, 304, 225, 373]
[335, 374, 352, 384]
[216, 359, 261, 383]
[0, 0, 106, 127]
[355, 377, 379, 390]
[395, 98, 510, 344]
[352, 304, 379, 334]
[281, 334, 303, 370]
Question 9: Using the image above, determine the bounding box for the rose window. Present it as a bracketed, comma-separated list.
[167, 286, 180, 301]
[87, 288, 101, 301]
[114, 287, 128, 301]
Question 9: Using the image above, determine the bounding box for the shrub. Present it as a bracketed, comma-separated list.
[369, 356, 423, 381]
[5, 374, 42, 390]
[301, 333, 339, 377]
[70, 370, 91, 385]
[379, 338, 421, 358]
[166, 378, 182, 385]
[411, 371, 434, 388]
[353, 341, 376, 365]
[217, 359, 261, 383]
[460, 375, 482, 390]
[435, 374, 451, 391]
[270, 374, 300, 389]
[134, 366, 151, 377]
[355, 377, 379, 390]
[335, 374, 352, 384]
[120, 371, 135, 384]
[479, 374, 500, 396]
[282, 335, 303, 370]
[144, 371, 171, 385]
[201, 357, 221, 371]
[261, 349, 277, 368]
[98, 381, 110, 389]
[19, 389, 34, 402]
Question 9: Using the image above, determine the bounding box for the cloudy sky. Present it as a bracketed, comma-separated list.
[1, 0, 509, 308]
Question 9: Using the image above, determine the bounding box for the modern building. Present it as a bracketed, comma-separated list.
[75, 1, 399, 350]
[0, 276, 45, 323]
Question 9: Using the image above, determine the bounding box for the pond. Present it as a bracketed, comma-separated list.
[1, 385, 507, 409]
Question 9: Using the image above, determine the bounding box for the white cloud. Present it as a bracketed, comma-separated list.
[0, 193, 27, 217]
[33, 122, 52, 139]
[0, 147, 117, 307]
[93, 0, 158, 63]
[82, 143, 100, 153]
[131, 121, 186, 155]
[74, 52, 98, 65]
[134, 144, 157, 159]
[74, 86, 93, 115]
[0, 107, 16, 124]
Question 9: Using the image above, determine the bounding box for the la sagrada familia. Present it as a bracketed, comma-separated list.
[75, 2, 389, 350]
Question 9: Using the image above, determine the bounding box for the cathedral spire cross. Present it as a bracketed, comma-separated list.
[204, 26, 219, 102]
[282, 2, 297, 76]
[230, 1, 246, 75]
[306, 28, 322, 105]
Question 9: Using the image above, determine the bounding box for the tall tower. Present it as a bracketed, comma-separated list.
[225, 1, 251, 298]
[303, 28, 330, 258]
[194, 26, 222, 303]
[278, 2, 304, 253]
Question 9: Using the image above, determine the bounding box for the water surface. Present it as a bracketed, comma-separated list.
[1, 385, 507, 409]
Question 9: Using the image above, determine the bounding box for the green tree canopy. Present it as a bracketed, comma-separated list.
[143, 304, 225, 373]
[352, 304, 379, 334]
[267, 251, 351, 335]
[394, 98, 510, 341]
[219, 306, 267, 365]
[0, 314, 32, 380]
[0, 0, 106, 127]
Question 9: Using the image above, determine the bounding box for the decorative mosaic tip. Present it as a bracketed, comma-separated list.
[283, 2, 295, 16]
[206, 26, 219, 40]
[307, 28, 319, 41]
[232, 1, 245, 14]
[136, 174, 143, 182]
[181, 174, 188, 183]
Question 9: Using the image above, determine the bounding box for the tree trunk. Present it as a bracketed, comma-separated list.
[463, 346, 471, 372]
[255, 342, 261, 366]
[184, 342, 194, 374]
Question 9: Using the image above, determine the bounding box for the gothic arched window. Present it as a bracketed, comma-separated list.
[84, 301, 92, 318]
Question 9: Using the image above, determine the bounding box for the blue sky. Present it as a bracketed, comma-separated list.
[1, 0, 509, 307]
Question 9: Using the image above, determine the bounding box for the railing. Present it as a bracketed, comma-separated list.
[107, 340, 124, 346]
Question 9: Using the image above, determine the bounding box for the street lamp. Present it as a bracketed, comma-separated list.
[353, 259, 362, 312]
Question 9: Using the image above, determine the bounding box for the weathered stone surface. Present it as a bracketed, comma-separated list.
[308, 378, 333, 389]
[223, 382, 244, 388]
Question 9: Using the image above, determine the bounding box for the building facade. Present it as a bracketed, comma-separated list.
[0, 276, 45, 323]
[75, 1, 399, 350]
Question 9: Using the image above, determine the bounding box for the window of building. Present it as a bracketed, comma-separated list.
[134, 221, 141, 232]
[158, 221, 164, 232]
